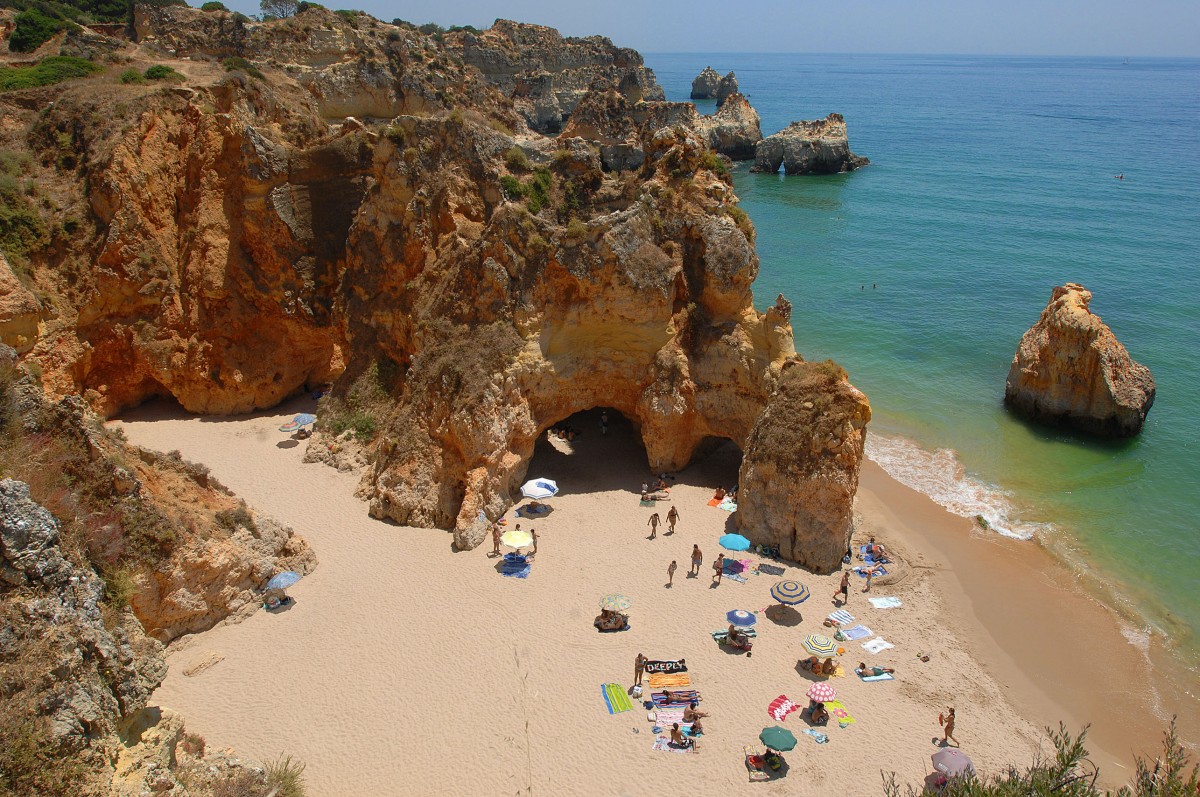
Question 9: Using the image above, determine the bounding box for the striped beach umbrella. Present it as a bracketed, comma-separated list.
[278, 413, 316, 432]
[598, 594, 632, 611]
[770, 580, 810, 605]
[805, 682, 837, 703]
[726, 609, 757, 627]
[500, 528, 533, 549]
[801, 634, 838, 657]
[520, 478, 559, 500]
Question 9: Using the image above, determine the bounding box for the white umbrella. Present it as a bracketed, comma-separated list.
[520, 478, 559, 500]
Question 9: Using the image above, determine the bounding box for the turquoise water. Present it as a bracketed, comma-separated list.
[647, 53, 1200, 652]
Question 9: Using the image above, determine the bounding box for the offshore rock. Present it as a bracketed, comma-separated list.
[691, 66, 721, 99]
[1004, 283, 1155, 437]
[715, 71, 739, 106]
[751, 114, 870, 175]
[737, 360, 872, 573]
[694, 93, 762, 160]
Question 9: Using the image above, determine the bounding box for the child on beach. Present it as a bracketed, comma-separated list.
[667, 505, 679, 534]
[667, 560, 677, 587]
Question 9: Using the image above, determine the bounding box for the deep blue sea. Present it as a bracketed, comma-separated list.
[646, 53, 1200, 654]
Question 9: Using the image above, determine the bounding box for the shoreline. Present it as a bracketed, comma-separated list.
[111, 401, 1196, 794]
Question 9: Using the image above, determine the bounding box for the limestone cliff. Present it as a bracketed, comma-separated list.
[1004, 283, 1155, 437]
[0, 252, 40, 353]
[715, 71, 739, 107]
[694, 93, 762, 161]
[691, 66, 721, 99]
[752, 113, 869, 175]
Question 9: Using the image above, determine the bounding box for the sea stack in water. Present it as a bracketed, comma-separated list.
[715, 71, 739, 106]
[694, 92, 762, 160]
[1004, 283, 1155, 437]
[751, 114, 869, 175]
[691, 66, 722, 99]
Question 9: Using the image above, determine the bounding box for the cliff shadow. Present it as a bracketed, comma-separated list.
[524, 408, 650, 497]
[673, 436, 743, 496]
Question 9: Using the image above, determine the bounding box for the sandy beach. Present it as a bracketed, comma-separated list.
[112, 400, 1197, 796]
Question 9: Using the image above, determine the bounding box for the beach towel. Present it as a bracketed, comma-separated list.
[500, 561, 531, 578]
[651, 736, 694, 754]
[707, 497, 722, 507]
[869, 596, 902, 609]
[862, 637, 895, 654]
[655, 706, 686, 725]
[768, 695, 800, 722]
[651, 690, 701, 707]
[723, 571, 748, 584]
[757, 563, 786, 576]
[718, 500, 738, 512]
[855, 565, 888, 578]
[827, 609, 855, 626]
[648, 672, 692, 689]
[712, 628, 757, 642]
[603, 683, 634, 714]
[640, 499, 656, 507]
[644, 659, 687, 674]
[840, 625, 872, 641]
[859, 672, 895, 682]
[802, 728, 829, 744]
[824, 700, 856, 727]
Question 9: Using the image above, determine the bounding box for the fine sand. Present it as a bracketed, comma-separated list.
[113, 400, 1196, 796]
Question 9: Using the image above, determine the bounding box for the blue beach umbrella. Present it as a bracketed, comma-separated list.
[279, 413, 317, 432]
[265, 571, 301, 591]
[770, 580, 810, 605]
[719, 533, 752, 551]
[521, 478, 559, 500]
[726, 609, 757, 627]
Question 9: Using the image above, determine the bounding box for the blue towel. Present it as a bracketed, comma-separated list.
[856, 566, 887, 578]
[501, 562, 531, 578]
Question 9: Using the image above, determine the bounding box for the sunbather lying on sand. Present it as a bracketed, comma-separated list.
[856, 662, 895, 676]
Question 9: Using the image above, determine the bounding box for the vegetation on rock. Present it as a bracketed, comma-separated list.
[0, 56, 103, 92]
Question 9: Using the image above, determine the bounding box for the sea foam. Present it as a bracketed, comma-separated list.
[865, 433, 1049, 541]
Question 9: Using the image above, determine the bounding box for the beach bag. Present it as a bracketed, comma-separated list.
[633, 685, 643, 699]
[938, 713, 944, 727]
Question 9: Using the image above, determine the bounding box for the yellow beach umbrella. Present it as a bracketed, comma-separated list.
[500, 528, 533, 548]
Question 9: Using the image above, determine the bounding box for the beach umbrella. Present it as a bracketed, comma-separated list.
[278, 413, 317, 432]
[770, 580, 810, 605]
[805, 682, 837, 703]
[759, 726, 798, 752]
[598, 594, 632, 612]
[931, 748, 975, 777]
[520, 478, 559, 500]
[500, 528, 533, 548]
[801, 634, 838, 657]
[726, 609, 757, 627]
[718, 533, 751, 551]
[265, 571, 301, 591]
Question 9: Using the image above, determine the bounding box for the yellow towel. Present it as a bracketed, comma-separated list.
[648, 673, 692, 689]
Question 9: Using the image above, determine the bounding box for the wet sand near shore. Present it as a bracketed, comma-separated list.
[111, 400, 1194, 795]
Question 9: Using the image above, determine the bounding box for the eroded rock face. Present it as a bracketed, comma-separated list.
[695, 93, 762, 160]
[737, 358, 871, 573]
[691, 66, 721, 99]
[1004, 283, 1155, 437]
[0, 252, 41, 354]
[751, 114, 870, 175]
[715, 71, 739, 106]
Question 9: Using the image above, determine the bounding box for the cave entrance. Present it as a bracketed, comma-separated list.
[686, 436, 744, 495]
[523, 407, 648, 497]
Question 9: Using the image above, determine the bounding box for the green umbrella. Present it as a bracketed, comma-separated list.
[759, 725, 797, 752]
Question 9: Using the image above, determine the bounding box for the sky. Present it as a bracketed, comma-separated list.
[224, 0, 1200, 57]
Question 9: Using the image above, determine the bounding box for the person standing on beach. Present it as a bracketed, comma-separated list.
[600, 410, 609, 436]
[648, 512, 660, 539]
[667, 560, 677, 587]
[634, 653, 647, 686]
[667, 506, 679, 535]
[940, 707, 958, 746]
[713, 553, 725, 584]
[863, 564, 882, 593]
[690, 545, 703, 576]
[833, 569, 849, 604]
[491, 523, 501, 556]
[530, 528, 538, 556]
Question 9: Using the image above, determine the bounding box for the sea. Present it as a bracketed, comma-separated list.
[646, 53, 1200, 658]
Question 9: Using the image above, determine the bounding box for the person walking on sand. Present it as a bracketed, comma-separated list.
[667, 505, 679, 534]
[648, 512, 660, 539]
[939, 707, 958, 746]
[863, 564, 882, 593]
[600, 410, 609, 436]
[690, 545, 703, 577]
[491, 523, 501, 556]
[833, 569, 850, 604]
[634, 652, 647, 686]
[667, 560, 677, 587]
[712, 553, 725, 584]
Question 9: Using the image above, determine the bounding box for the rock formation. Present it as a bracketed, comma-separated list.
[694, 92, 762, 161]
[1004, 283, 1155, 437]
[751, 113, 870, 175]
[691, 66, 721, 99]
[737, 357, 871, 573]
[715, 71, 739, 106]
[0, 252, 41, 353]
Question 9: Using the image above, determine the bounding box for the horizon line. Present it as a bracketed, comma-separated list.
[638, 50, 1198, 60]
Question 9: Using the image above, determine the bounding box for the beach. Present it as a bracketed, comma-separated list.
[113, 400, 1197, 796]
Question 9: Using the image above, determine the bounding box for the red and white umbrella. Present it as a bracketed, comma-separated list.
[805, 682, 837, 703]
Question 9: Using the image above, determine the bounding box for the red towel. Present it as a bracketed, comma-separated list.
[768, 695, 800, 722]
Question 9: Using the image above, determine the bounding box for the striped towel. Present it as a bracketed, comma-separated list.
[655, 706, 686, 725]
[648, 672, 692, 689]
[827, 609, 855, 625]
[602, 683, 633, 714]
[651, 690, 701, 707]
[712, 628, 757, 641]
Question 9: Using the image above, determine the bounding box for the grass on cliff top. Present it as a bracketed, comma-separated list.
[745, 359, 855, 469]
[318, 359, 398, 443]
[0, 56, 104, 93]
[0, 150, 48, 260]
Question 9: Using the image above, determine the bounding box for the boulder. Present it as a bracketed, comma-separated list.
[736, 358, 871, 573]
[751, 114, 869, 175]
[690, 66, 721, 99]
[694, 92, 762, 160]
[1004, 283, 1155, 437]
[715, 71, 738, 106]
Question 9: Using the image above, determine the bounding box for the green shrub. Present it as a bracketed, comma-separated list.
[297, 1, 325, 10]
[118, 67, 145, 84]
[333, 8, 358, 22]
[265, 755, 307, 797]
[200, 0, 228, 9]
[417, 22, 444, 34]
[726, 204, 753, 240]
[0, 150, 47, 256]
[221, 56, 265, 80]
[9, 10, 67, 53]
[0, 715, 90, 797]
[214, 502, 257, 533]
[499, 174, 525, 200]
[102, 566, 136, 607]
[503, 146, 529, 172]
[699, 150, 728, 175]
[565, 217, 587, 239]
[144, 64, 183, 81]
[527, 167, 552, 213]
[0, 56, 104, 93]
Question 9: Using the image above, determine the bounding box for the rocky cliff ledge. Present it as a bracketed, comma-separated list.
[751, 114, 869, 175]
[1004, 284, 1155, 437]
[690, 67, 738, 107]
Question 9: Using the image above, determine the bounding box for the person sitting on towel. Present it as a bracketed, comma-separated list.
[809, 702, 829, 725]
[821, 657, 837, 675]
[727, 624, 749, 647]
[712, 486, 726, 501]
[800, 655, 820, 672]
[688, 717, 704, 736]
[856, 662, 895, 677]
[669, 723, 693, 748]
[683, 702, 708, 721]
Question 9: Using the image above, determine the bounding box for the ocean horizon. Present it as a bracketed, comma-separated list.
[645, 52, 1200, 660]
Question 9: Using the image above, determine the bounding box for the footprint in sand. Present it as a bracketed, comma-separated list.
[182, 651, 225, 677]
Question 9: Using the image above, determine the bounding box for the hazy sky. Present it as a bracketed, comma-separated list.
[227, 0, 1199, 56]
